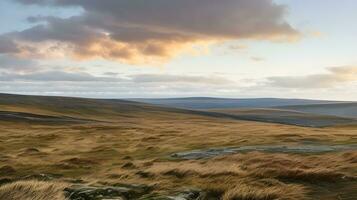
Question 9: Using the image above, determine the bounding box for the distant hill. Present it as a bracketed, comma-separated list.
[0, 93, 196, 122]
[1, 93, 356, 127]
[129, 97, 343, 110]
[211, 108, 357, 127]
[277, 103, 357, 119]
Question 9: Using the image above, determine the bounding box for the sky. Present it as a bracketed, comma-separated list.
[0, 0, 356, 100]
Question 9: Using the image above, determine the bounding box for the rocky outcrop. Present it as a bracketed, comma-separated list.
[65, 183, 153, 200]
[65, 184, 206, 200]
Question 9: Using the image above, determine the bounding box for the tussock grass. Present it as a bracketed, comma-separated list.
[222, 183, 306, 200]
[1, 95, 356, 199]
[0, 180, 67, 200]
[252, 167, 345, 182]
[200, 179, 307, 200]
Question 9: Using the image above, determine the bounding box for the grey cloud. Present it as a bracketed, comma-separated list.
[15, 0, 298, 38]
[131, 74, 233, 84]
[0, 35, 19, 53]
[267, 66, 357, 88]
[0, 55, 39, 72]
[6, 0, 299, 63]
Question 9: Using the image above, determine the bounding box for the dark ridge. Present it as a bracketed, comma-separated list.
[0, 111, 94, 124]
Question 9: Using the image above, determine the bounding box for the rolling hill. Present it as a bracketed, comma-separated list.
[277, 103, 357, 119]
[1, 93, 357, 200]
[210, 108, 357, 127]
[0, 93, 205, 123]
[129, 97, 343, 109]
[1, 93, 356, 127]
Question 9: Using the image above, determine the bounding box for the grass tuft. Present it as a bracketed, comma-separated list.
[0, 180, 67, 200]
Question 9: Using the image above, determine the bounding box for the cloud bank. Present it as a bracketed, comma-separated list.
[1, 65, 356, 99]
[268, 66, 357, 88]
[1, 0, 299, 64]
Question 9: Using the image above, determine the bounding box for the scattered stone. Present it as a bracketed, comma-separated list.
[22, 173, 63, 181]
[138, 189, 205, 200]
[168, 189, 204, 200]
[65, 183, 153, 200]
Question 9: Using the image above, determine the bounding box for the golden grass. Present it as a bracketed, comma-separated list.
[1, 96, 356, 199]
[222, 182, 306, 200]
[0, 180, 67, 200]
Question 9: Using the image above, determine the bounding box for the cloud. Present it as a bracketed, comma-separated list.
[131, 74, 233, 84]
[2, 66, 357, 99]
[0, 70, 233, 85]
[0, 70, 237, 97]
[4, 0, 300, 64]
[0, 55, 39, 72]
[0, 35, 19, 54]
[0, 70, 122, 82]
[267, 66, 357, 88]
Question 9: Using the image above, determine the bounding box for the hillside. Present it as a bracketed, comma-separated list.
[0, 93, 208, 122]
[129, 97, 343, 110]
[0, 93, 356, 200]
[278, 103, 357, 119]
[210, 108, 357, 127]
[1, 93, 355, 127]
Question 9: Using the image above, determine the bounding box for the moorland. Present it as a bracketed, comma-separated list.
[0, 93, 356, 200]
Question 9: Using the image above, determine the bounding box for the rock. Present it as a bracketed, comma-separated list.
[65, 185, 127, 200]
[167, 189, 205, 200]
[65, 183, 153, 200]
[0, 165, 16, 174]
[22, 173, 63, 181]
[139, 189, 205, 200]
[111, 183, 153, 195]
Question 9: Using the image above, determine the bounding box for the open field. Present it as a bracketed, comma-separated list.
[0, 94, 356, 200]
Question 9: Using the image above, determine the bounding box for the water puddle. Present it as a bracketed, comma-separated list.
[171, 144, 357, 159]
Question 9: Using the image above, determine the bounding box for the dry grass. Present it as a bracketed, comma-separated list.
[0, 95, 356, 199]
[0, 180, 67, 200]
[222, 183, 306, 200]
